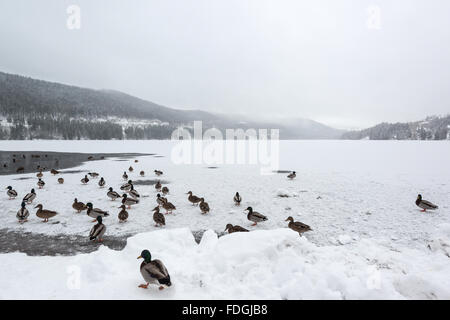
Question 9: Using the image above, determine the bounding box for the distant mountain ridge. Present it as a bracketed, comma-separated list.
[0, 71, 343, 140]
[342, 115, 450, 140]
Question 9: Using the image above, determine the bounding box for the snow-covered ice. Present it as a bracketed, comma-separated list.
[0, 140, 449, 299]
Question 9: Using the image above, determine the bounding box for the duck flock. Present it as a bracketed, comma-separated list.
[4, 158, 441, 290]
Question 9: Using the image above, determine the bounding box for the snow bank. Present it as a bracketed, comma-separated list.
[1, 228, 449, 300]
[276, 188, 299, 198]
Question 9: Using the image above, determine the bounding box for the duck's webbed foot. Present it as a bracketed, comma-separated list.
[138, 283, 149, 289]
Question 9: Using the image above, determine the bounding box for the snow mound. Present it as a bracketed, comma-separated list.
[337, 234, 352, 245]
[276, 189, 299, 198]
[1, 228, 450, 299]
[427, 223, 450, 257]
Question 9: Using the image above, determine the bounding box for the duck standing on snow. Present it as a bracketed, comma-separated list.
[140, 170, 145, 177]
[129, 184, 140, 199]
[416, 194, 439, 212]
[161, 186, 169, 195]
[17, 202, 30, 223]
[156, 194, 167, 206]
[6, 186, 18, 199]
[89, 216, 106, 242]
[86, 202, 109, 222]
[285, 216, 311, 236]
[199, 198, 210, 214]
[122, 193, 139, 209]
[121, 180, 133, 191]
[98, 177, 106, 188]
[118, 204, 129, 222]
[137, 250, 171, 290]
[81, 175, 89, 184]
[186, 191, 201, 206]
[36, 171, 43, 178]
[152, 206, 165, 226]
[225, 224, 249, 233]
[35, 204, 58, 222]
[161, 198, 176, 214]
[245, 207, 268, 226]
[233, 192, 242, 205]
[154, 170, 163, 176]
[129, 166, 134, 172]
[37, 178, 45, 189]
[122, 172, 128, 180]
[89, 172, 99, 178]
[287, 171, 296, 180]
[50, 168, 59, 175]
[23, 188, 36, 204]
[72, 198, 87, 213]
[57, 177, 64, 184]
[107, 187, 121, 201]
[155, 180, 162, 192]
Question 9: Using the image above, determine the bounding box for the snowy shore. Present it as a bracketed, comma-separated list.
[1, 227, 449, 299]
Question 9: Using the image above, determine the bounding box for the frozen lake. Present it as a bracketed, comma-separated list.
[1, 140, 450, 299]
[0, 140, 449, 248]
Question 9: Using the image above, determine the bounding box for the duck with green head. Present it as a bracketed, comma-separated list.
[137, 250, 171, 290]
[6, 186, 18, 199]
[89, 215, 106, 242]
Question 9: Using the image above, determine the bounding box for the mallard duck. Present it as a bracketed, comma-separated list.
[6, 186, 18, 199]
[135, 159, 139, 163]
[98, 177, 106, 188]
[161, 186, 169, 195]
[89, 172, 99, 178]
[137, 250, 171, 290]
[155, 180, 162, 192]
[199, 198, 210, 214]
[17, 202, 30, 223]
[161, 198, 176, 214]
[57, 177, 64, 184]
[122, 171, 128, 180]
[129, 184, 140, 199]
[120, 180, 133, 191]
[118, 204, 129, 222]
[416, 194, 439, 212]
[129, 166, 134, 172]
[140, 170, 145, 177]
[50, 169, 59, 175]
[37, 178, 45, 189]
[152, 206, 165, 226]
[154, 170, 163, 176]
[72, 198, 87, 213]
[89, 216, 106, 242]
[156, 193, 167, 206]
[16, 166, 24, 173]
[245, 207, 268, 226]
[81, 175, 89, 184]
[186, 191, 201, 206]
[86, 202, 109, 222]
[233, 192, 242, 205]
[23, 188, 36, 204]
[35, 204, 58, 222]
[122, 194, 139, 209]
[285, 216, 311, 236]
[225, 224, 249, 233]
[107, 187, 121, 201]
[36, 171, 43, 178]
[287, 171, 296, 179]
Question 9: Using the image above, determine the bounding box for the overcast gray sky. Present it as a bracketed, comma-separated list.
[1, 0, 449, 129]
